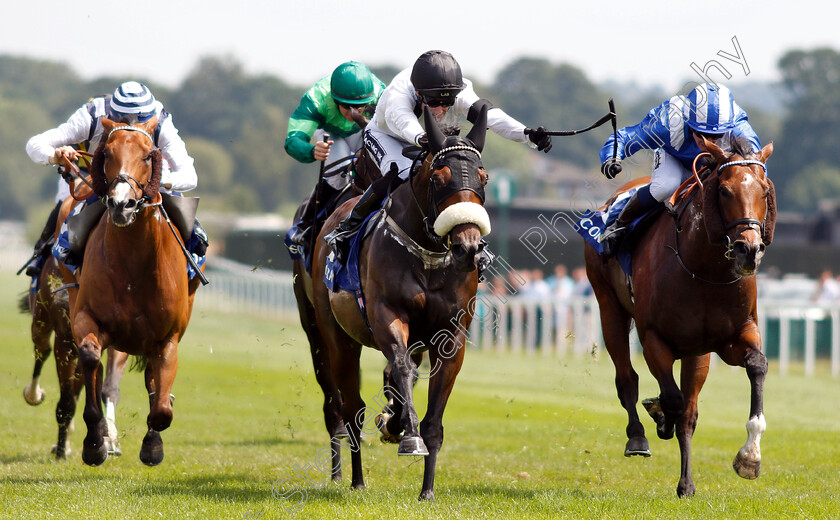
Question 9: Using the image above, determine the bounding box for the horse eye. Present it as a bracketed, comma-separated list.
[719, 185, 733, 198]
[432, 173, 445, 188]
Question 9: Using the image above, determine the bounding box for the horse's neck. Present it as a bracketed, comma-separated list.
[103, 208, 167, 262]
[678, 197, 734, 274]
[388, 172, 442, 251]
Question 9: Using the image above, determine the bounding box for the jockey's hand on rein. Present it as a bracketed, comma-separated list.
[601, 158, 623, 179]
[526, 127, 552, 153]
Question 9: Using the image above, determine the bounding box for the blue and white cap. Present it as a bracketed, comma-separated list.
[108, 81, 157, 122]
[684, 83, 736, 135]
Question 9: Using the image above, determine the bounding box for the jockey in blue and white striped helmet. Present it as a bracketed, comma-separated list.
[596, 82, 762, 257]
[107, 81, 158, 122]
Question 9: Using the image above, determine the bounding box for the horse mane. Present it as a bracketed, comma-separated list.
[702, 144, 776, 245]
[89, 131, 163, 200]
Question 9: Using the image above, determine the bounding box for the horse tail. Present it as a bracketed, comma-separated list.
[129, 355, 148, 373]
[17, 292, 30, 314]
[702, 173, 726, 244]
[763, 179, 777, 245]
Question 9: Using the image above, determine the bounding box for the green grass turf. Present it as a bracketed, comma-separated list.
[1, 270, 838, 519]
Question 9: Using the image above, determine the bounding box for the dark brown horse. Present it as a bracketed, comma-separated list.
[310, 106, 490, 500]
[585, 139, 775, 497]
[289, 145, 381, 480]
[58, 116, 202, 466]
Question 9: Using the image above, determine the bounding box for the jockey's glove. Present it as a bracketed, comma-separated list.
[601, 158, 623, 179]
[525, 127, 552, 153]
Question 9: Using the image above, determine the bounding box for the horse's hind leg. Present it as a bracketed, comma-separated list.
[640, 331, 681, 441]
[141, 339, 179, 466]
[589, 274, 649, 457]
[52, 332, 80, 459]
[101, 348, 128, 456]
[23, 293, 51, 406]
[674, 354, 710, 498]
[329, 339, 366, 489]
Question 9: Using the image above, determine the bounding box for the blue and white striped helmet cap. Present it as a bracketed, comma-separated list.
[109, 81, 157, 122]
[684, 83, 736, 134]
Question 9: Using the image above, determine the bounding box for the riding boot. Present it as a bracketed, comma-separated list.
[324, 185, 383, 264]
[290, 186, 319, 246]
[600, 190, 655, 258]
[193, 219, 209, 257]
[21, 202, 62, 277]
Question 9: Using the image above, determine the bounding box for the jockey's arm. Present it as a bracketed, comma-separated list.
[156, 117, 197, 192]
[26, 105, 92, 166]
[455, 80, 530, 145]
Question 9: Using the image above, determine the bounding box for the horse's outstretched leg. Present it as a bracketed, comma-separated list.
[141, 339, 178, 466]
[374, 309, 426, 457]
[52, 330, 80, 459]
[377, 354, 421, 444]
[329, 339, 366, 489]
[418, 345, 466, 501]
[721, 333, 767, 481]
[674, 354, 711, 497]
[101, 348, 128, 456]
[23, 292, 51, 406]
[76, 319, 108, 466]
[586, 259, 649, 457]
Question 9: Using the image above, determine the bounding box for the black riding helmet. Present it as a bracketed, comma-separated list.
[411, 50, 466, 101]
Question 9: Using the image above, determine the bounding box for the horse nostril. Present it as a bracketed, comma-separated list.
[124, 199, 137, 210]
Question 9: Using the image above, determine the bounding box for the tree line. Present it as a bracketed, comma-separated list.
[0, 49, 836, 225]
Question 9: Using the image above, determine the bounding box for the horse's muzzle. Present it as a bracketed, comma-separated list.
[733, 239, 766, 276]
[450, 223, 483, 273]
[107, 197, 139, 228]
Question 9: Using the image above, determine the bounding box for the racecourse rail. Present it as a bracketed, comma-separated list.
[2, 247, 837, 377]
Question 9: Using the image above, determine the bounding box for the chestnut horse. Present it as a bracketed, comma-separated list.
[310, 106, 490, 500]
[58, 116, 202, 466]
[289, 145, 382, 480]
[585, 139, 775, 497]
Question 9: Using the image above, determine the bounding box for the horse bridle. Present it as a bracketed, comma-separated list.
[716, 159, 768, 259]
[667, 157, 769, 284]
[103, 125, 159, 213]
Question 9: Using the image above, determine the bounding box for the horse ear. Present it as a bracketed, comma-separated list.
[139, 115, 159, 134]
[101, 117, 117, 134]
[423, 106, 446, 154]
[89, 139, 109, 197]
[703, 137, 727, 164]
[465, 103, 488, 152]
[757, 141, 774, 164]
[763, 178, 777, 245]
[702, 173, 727, 244]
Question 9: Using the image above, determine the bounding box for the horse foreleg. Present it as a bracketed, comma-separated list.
[674, 354, 710, 498]
[733, 347, 767, 480]
[377, 315, 426, 457]
[76, 322, 108, 466]
[141, 339, 178, 466]
[102, 348, 129, 456]
[418, 346, 465, 501]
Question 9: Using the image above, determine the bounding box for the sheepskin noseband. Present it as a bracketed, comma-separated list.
[433, 202, 491, 237]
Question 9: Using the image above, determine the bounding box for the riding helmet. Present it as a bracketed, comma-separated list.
[411, 50, 466, 99]
[684, 83, 737, 135]
[330, 61, 377, 105]
[108, 81, 158, 122]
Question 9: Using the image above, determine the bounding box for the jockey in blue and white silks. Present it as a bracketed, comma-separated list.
[597, 83, 762, 258]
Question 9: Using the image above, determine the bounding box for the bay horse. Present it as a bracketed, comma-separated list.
[289, 143, 382, 481]
[310, 106, 490, 500]
[584, 138, 775, 497]
[58, 116, 202, 466]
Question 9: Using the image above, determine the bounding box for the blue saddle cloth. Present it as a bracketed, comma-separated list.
[576, 185, 657, 275]
[324, 208, 383, 293]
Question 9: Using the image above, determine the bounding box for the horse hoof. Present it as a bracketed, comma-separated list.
[23, 385, 45, 406]
[104, 436, 123, 456]
[140, 430, 164, 466]
[376, 413, 403, 444]
[418, 489, 435, 501]
[624, 436, 651, 457]
[733, 453, 761, 479]
[334, 423, 349, 439]
[398, 435, 428, 456]
[51, 440, 71, 459]
[82, 441, 108, 466]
